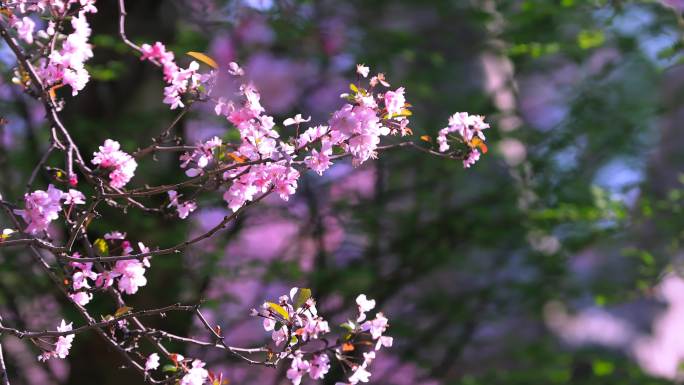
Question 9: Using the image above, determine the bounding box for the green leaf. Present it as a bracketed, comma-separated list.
[349, 83, 359, 94]
[162, 364, 177, 373]
[294, 288, 312, 309]
[577, 30, 605, 50]
[339, 322, 355, 331]
[592, 359, 614, 377]
[266, 302, 290, 320]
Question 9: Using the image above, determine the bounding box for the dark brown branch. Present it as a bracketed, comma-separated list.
[60, 189, 274, 263]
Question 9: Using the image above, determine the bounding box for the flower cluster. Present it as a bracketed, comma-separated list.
[68, 252, 97, 305]
[179, 136, 223, 177]
[203, 64, 419, 213]
[252, 288, 391, 385]
[0, 0, 494, 383]
[66, 234, 151, 304]
[214, 79, 301, 211]
[5, 0, 98, 95]
[140, 42, 215, 109]
[37, 320, 75, 361]
[109, 235, 151, 295]
[91, 139, 138, 189]
[180, 359, 209, 385]
[437, 112, 490, 168]
[167, 190, 198, 219]
[144, 353, 216, 385]
[14, 184, 85, 234]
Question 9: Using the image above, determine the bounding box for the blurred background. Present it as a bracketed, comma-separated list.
[3, 0, 684, 384]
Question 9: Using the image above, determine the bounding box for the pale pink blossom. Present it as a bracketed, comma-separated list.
[361, 312, 389, 339]
[145, 353, 160, 371]
[375, 335, 393, 350]
[104, 231, 126, 240]
[309, 354, 330, 380]
[283, 114, 311, 126]
[228, 61, 244, 76]
[356, 294, 376, 322]
[348, 363, 372, 384]
[180, 359, 209, 385]
[54, 320, 74, 359]
[356, 64, 370, 78]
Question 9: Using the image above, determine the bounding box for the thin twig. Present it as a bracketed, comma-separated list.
[0, 340, 10, 385]
[0, 303, 195, 339]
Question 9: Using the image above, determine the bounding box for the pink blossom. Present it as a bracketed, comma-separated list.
[91, 139, 137, 188]
[168, 190, 197, 219]
[462, 149, 481, 168]
[283, 114, 311, 126]
[309, 354, 330, 380]
[104, 231, 126, 240]
[297, 125, 329, 148]
[437, 112, 489, 152]
[63, 189, 85, 205]
[361, 312, 389, 340]
[36, 10, 95, 95]
[384, 87, 406, 117]
[14, 184, 64, 234]
[113, 259, 148, 295]
[13, 16, 35, 44]
[179, 136, 222, 177]
[141, 42, 214, 109]
[37, 319, 74, 361]
[328, 104, 387, 165]
[286, 353, 310, 385]
[228, 61, 244, 76]
[69, 291, 92, 306]
[68, 250, 97, 307]
[304, 147, 333, 176]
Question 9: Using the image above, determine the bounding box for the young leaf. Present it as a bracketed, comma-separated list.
[186, 51, 219, 69]
[266, 302, 290, 320]
[294, 288, 312, 309]
[114, 306, 133, 317]
[93, 238, 109, 256]
[162, 364, 178, 373]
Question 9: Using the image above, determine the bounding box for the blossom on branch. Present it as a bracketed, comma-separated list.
[92, 139, 138, 189]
